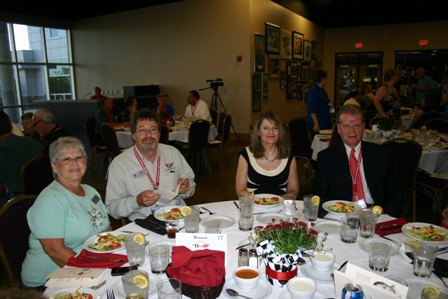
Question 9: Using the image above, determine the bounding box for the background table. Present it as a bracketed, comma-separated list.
[43, 200, 447, 299]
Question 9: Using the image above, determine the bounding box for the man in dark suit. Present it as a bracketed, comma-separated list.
[315, 104, 402, 217]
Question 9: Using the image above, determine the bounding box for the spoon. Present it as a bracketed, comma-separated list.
[226, 289, 253, 299]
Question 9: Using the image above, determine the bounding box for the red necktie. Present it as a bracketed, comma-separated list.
[349, 148, 366, 203]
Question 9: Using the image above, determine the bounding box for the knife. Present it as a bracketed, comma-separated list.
[378, 223, 403, 231]
[147, 218, 166, 230]
[81, 254, 125, 263]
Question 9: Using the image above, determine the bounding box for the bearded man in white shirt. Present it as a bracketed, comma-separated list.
[184, 90, 212, 122]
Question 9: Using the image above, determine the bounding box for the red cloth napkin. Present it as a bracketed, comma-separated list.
[66, 249, 128, 268]
[375, 217, 408, 236]
[166, 246, 225, 288]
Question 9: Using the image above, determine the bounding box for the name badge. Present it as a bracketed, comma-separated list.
[92, 195, 100, 204]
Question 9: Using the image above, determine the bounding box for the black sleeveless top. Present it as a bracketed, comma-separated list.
[240, 147, 294, 196]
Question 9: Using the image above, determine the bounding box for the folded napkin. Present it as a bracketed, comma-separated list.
[375, 217, 408, 236]
[167, 246, 225, 288]
[134, 214, 167, 235]
[66, 249, 127, 268]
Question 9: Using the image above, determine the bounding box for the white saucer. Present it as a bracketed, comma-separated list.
[313, 219, 341, 234]
[278, 289, 326, 299]
[223, 277, 273, 299]
[300, 263, 335, 283]
[200, 215, 235, 228]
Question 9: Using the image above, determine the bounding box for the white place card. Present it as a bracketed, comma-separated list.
[175, 233, 228, 266]
[45, 268, 106, 287]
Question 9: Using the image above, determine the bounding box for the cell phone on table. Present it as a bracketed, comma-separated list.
[111, 265, 138, 276]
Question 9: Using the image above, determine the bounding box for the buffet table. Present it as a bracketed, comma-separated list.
[43, 201, 448, 299]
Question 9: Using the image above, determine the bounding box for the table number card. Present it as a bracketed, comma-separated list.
[176, 233, 228, 266]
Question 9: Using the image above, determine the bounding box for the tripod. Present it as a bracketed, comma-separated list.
[201, 87, 239, 141]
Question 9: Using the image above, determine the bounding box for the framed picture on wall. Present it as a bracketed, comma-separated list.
[292, 31, 304, 60]
[265, 22, 280, 53]
[304, 40, 312, 62]
[254, 33, 266, 72]
[280, 70, 287, 89]
[269, 55, 280, 79]
[301, 64, 309, 83]
[252, 73, 262, 112]
[280, 29, 292, 59]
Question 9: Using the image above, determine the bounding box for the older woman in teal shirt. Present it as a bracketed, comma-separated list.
[21, 137, 110, 288]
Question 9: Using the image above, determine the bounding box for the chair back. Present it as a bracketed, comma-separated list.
[217, 112, 227, 138]
[0, 195, 37, 286]
[209, 109, 218, 127]
[365, 110, 378, 130]
[221, 114, 232, 143]
[20, 155, 53, 195]
[287, 118, 312, 158]
[370, 116, 383, 128]
[83, 115, 97, 147]
[420, 111, 444, 127]
[100, 123, 121, 157]
[188, 119, 210, 153]
[424, 118, 448, 133]
[160, 125, 169, 144]
[382, 138, 422, 190]
[295, 155, 315, 197]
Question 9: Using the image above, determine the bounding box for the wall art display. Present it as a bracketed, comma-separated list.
[301, 64, 309, 83]
[280, 70, 287, 89]
[286, 60, 299, 101]
[304, 40, 312, 62]
[292, 31, 304, 60]
[254, 33, 266, 72]
[269, 55, 281, 79]
[311, 40, 318, 60]
[280, 29, 292, 59]
[252, 73, 262, 112]
[265, 22, 280, 53]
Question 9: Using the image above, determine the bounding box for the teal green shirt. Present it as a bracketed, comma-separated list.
[21, 181, 110, 287]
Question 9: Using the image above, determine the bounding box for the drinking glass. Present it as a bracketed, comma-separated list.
[303, 194, 318, 223]
[124, 233, 146, 266]
[204, 218, 221, 233]
[165, 221, 178, 239]
[412, 241, 438, 278]
[238, 196, 254, 231]
[184, 206, 200, 233]
[340, 214, 360, 243]
[157, 278, 182, 299]
[148, 243, 170, 274]
[359, 209, 378, 238]
[369, 240, 391, 272]
[122, 270, 149, 299]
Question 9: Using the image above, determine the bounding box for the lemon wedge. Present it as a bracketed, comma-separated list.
[133, 274, 149, 288]
[422, 285, 441, 299]
[311, 195, 320, 206]
[406, 239, 421, 248]
[181, 206, 192, 216]
[372, 205, 383, 215]
[133, 233, 145, 245]
[250, 191, 255, 198]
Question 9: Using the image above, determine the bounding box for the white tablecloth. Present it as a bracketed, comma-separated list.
[116, 125, 218, 148]
[311, 134, 448, 174]
[43, 201, 448, 299]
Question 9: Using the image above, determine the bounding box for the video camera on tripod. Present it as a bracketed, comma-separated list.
[206, 78, 224, 90]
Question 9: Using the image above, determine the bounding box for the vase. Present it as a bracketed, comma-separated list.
[264, 260, 299, 287]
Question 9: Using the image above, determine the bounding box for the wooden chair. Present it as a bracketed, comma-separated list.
[181, 119, 211, 175]
[207, 113, 232, 171]
[420, 111, 444, 128]
[382, 138, 422, 221]
[287, 117, 312, 159]
[295, 155, 315, 198]
[20, 155, 53, 195]
[424, 118, 448, 133]
[0, 195, 37, 287]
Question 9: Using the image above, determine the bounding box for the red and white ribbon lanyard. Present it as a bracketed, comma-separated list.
[349, 148, 367, 208]
[133, 147, 160, 190]
[190, 102, 197, 117]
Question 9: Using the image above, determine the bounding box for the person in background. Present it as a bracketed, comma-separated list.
[154, 92, 175, 124]
[184, 90, 212, 122]
[0, 111, 42, 205]
[306, 70, 332, 139]
[32, 109, 71, 155]
[414, 67, 438, 106]
[343, 89, 361, 107]
[116, 96, 138, 123]
[373, 69, 402, 130]
[360, 83, 375, 110]
[21, 112, 40, 141]
[406, 92, 441, 130]
[235, 111, 299, 199]
[21, 137, 110, 288]
[90, 86, 107, 101]
[315, 104, 402, 217]
[105, 109, 195, 221]
[95, 97, 115, 137]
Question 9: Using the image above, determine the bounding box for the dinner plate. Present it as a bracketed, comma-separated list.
[278, 289, 326, 299]
[358, 236, 401, 255]
[256, 213, 288, 224]
[83, 231, 126, 253]
[300, 263, 336, 284]
[313, 219, 341, 234]
[322, 200, 362, 215]
[53, 287, 100, 299]
[154, 206, 185, 222]
[200, 215, 235, 228]
[254, 193, 283, 208]
[115, 272, 160, 298]
[406, 278, 448, 299]
[222, 277, 273, 299]
[401, 222, 448, 243]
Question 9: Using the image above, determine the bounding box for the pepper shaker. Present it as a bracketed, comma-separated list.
[238, 248, 248, 267]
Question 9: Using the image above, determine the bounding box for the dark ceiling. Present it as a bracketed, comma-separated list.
[1, 0, 447, 28]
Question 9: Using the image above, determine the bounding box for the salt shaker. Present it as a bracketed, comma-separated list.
[248, 248, 258, 268]
[238, 248, 248, 267]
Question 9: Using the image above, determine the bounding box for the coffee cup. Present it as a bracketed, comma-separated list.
[310, 251, 336, 272]
[233, 266, 260, 289]
[287, 277, 317, 299]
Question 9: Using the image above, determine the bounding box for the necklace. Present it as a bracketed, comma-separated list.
[263, 147, 278, 162]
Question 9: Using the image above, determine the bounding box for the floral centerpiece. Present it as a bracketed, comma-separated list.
[250, 218, 327, 287]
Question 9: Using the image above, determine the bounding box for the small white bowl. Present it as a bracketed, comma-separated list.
[287, 277, 317, 299]
[233, 266, 260, 289]
[310, 251, 335, 272]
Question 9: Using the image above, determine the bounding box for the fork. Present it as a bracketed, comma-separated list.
[200, 206, 216, 215]
[106, 289, 115, 299]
